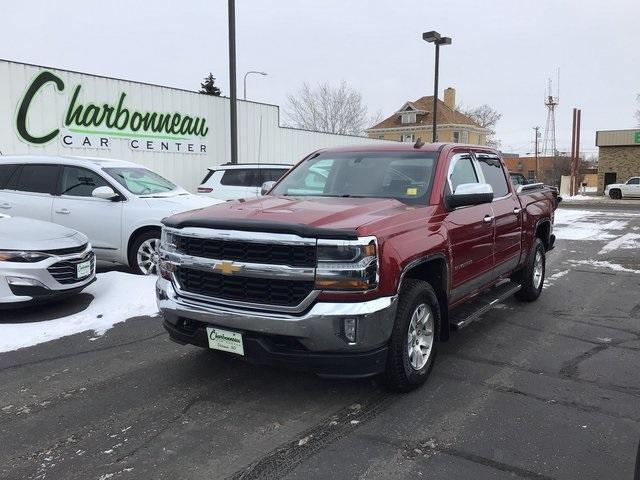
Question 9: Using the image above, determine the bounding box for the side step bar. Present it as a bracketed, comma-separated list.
[450, 280, 521, 330]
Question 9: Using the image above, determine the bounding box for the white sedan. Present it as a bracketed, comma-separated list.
[0, 156, 222, 274]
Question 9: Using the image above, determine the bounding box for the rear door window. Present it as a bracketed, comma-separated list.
[0, 164, 18, 189]
[477, 156, 510, 198]
[11, 164, 59, 194]
[220, 169, 261, 187]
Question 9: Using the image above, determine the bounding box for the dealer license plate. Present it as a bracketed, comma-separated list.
[206, 327, 244, 356]
[76, 260, 92, 279]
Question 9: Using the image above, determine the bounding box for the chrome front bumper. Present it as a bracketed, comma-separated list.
[156, 277, 397, 353]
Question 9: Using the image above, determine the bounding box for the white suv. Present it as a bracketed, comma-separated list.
[0, 156, 221, 274]
[605, 177, 640, 199]
[197, 163, 292, 200]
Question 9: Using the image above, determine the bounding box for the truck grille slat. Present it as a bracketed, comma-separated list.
[175, 236, 316, 267]
[176, 267, 313, 307]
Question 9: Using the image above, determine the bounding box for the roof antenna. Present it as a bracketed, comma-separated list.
[413, 137, 425, 149]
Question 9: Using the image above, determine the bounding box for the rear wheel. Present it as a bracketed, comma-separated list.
[609, 189, 622, 200]
[383, 279, 440, 392]
[129, 230, 161, 275]
[514, 238, 545, 302]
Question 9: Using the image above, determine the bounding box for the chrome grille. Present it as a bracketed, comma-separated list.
[47, 252, 95, 285]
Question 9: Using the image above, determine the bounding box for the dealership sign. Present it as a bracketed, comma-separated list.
[15, 71, 209, 154]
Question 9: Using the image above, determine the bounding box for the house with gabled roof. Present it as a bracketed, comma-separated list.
[366, 87, 488, 145]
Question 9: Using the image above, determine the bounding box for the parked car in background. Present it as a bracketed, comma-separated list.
[197, 163, 292, 200]
[605, 177, 640, 199]
[0, 215, 95, 307]
[0, 156, 221, 275]
[158, 143, 558, 391]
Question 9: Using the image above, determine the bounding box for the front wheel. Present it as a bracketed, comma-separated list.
[609, 189, 622, 200]
[129, 230, 161, 275]
[514, 238, 545, 302]
[383, 279, 440, 392]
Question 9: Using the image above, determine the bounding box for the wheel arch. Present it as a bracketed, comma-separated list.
[534, 218, 551, 250]
[127, 224, 162, 261]
[398, 254, 450, 342]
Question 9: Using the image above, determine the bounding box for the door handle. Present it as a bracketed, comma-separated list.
[55, 208, 71, 215]
[0, 203, 11, 209]
[513, 208, 522, 215]
[483, 215, 494, 223]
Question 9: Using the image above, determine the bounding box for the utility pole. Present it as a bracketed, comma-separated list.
[228, 0, 238, 164]
[569, 108, 582, 196]
[533, 126, 540, 179]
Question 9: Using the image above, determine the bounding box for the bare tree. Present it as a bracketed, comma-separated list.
[458, 104, 502, 148]
[284, 81, 376, 135]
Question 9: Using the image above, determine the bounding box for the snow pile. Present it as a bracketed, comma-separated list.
[553, 209, 627, 241]
[0, 272, 159, 353]
[568, 260, 640, 275]
[599, 233, 640, 255]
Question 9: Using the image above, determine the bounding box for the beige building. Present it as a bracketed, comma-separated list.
[366, 87, 488, 145]
[596, 129, 640, 194]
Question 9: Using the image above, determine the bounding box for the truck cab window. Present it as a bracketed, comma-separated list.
[449, 157, 478, 193]
[477, 157, 509, 197]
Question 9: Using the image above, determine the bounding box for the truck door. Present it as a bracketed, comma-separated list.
[445, 153, 495, 302]
[475, 153, 522, 279]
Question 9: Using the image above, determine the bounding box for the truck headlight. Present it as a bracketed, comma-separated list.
[315, 237, 378, 291]
[160, 228, 177, 253]
[0, 251, 51, 263]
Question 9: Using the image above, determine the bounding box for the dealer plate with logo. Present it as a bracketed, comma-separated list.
[206, 327, 244, 356]
[76, 260, 92, 279]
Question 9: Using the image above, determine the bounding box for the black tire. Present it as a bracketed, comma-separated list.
[514, 238, 545, 302]
[128, 229, 161, 275]
[609, 189, 622, 200]
[383, 279, 441, 392]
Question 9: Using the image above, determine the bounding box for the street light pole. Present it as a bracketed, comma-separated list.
[243, 71, 267, 100]
[228, 0, 238, 164]
[422, 31, 452, 143]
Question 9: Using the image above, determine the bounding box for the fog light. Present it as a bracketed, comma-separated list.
[6, 276, 47, 288]
[343, 318, 357, 343]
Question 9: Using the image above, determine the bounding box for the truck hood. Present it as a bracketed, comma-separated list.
[163, 195, 417, 235]
[0, 217, 87, 251]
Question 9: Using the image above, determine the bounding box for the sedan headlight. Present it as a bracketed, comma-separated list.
[0, 251, 52, 263]
[315, 237, 378, 291]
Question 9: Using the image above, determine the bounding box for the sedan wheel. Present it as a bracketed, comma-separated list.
[136, 238, 160, 275]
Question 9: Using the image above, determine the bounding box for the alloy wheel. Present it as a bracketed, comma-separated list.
[137, 238, 160, 275]
[406, 303, 434, 370]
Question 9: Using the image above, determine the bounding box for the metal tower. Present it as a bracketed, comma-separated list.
[542, 77, 559, 156]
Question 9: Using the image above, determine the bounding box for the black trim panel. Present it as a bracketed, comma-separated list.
[162, 217, 358, 240]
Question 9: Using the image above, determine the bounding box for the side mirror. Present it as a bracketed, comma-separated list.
[260, 181, 276, 196]
[92, 186, 119, 201]
[446, 183, 493, 208]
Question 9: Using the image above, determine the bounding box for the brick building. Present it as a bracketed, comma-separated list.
[596, 129, 640, 194]
[366, 88, 488, 145]
[503, 155, 571, 187]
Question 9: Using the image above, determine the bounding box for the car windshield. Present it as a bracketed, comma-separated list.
[271, 151, 437, 205]
[104, 167, 177, 195]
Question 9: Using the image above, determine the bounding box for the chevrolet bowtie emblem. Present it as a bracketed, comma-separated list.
[213, 261, 242, 275]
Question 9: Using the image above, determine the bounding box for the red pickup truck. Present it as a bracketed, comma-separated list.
[157, 143, 557, 391]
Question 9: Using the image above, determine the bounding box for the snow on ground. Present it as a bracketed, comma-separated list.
[598, 233, 640, 255]
[553, 209, 628, 241]
[568, 260, 640, 275]
[0, 272, 158, 353]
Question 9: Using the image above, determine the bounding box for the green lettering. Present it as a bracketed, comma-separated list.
[16, 71, 65, 144]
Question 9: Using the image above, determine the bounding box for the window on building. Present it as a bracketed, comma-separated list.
[452, 131, 460, 143]
[401, 113, 416, 124]
[527, 170, 535, 179]
[401, 133, 415, 142]
[378, 135, 384, 139]
[462, 131, 469, 143]
[477, 156, 510, 198]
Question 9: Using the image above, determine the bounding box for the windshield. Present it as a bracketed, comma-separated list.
[271, 151, 437, 205]
[104, 167, 177, 195]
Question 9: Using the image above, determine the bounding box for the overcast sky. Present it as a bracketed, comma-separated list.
[2, 0, 639, 155]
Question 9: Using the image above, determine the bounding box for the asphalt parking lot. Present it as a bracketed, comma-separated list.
[1, 204, 639, 480]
